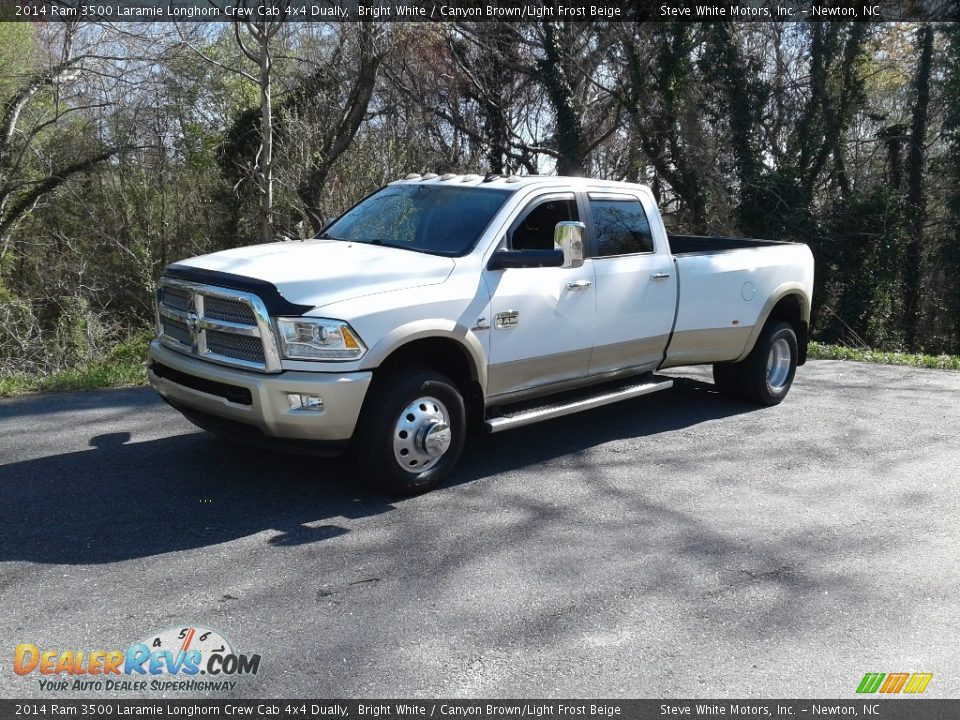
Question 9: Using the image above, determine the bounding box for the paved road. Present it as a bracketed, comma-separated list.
[1, 360, 958, 699]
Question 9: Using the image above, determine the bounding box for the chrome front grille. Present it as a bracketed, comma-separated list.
[203, 296, 257, 325]
[161, 316, 192, 345]
[161, 287, 192, 313]
[205, 330, 265, 363]
[156, 279, 281, 372]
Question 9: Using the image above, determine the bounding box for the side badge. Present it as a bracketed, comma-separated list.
[495, 311, 520, 329]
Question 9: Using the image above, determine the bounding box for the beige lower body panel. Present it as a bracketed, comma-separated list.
[589, 334, 669, 376]
[486, 347, 592, 400]
[659, 326, 753, 368]
[487, 337, 665, 406]
[148, 340, 371, 441]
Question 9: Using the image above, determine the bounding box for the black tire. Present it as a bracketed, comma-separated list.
[712, 362, 742, 398]
[738, 321, 798, 406]
[352, 368, 466, 495]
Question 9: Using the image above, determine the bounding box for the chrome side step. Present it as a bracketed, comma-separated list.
[483, 377, 674, 434]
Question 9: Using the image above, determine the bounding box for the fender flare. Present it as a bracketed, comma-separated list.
[735, 282, 811, 363]
[361, 320, 488, 394]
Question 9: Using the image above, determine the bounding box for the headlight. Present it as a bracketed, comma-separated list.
[275, 318, 367, 361]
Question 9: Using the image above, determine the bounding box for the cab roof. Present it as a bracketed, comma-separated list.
[389, 173, 650, 194]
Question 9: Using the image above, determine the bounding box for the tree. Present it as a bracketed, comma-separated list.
[608, 23, 712, 229]
[290, 24, 387, 232]
[943, 25, 960, 350]
[0, 23, 129, 263]
[180, 3, 290, 243]
[902, 25, 934, 350]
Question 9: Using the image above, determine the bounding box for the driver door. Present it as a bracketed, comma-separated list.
[483, 192, 596, 400]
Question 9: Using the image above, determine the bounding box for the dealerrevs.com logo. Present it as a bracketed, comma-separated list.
[13, 626, 261, 692]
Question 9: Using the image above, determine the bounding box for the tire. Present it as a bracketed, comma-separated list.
[738, 321, 798, 406]
[352, 368, 466, 495]
[712, 362, 742, 398]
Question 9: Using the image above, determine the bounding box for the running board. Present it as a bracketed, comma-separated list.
[483, 377, 674, 434]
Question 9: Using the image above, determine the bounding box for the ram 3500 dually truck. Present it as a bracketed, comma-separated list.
[148, 175, 814, 494]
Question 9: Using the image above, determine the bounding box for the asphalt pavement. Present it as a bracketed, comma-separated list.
[1, 360, 958, 698]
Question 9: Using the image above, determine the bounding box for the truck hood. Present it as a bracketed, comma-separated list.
[173, 239, 455, 310]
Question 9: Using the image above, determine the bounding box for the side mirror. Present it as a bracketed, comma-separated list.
[554, 221, 585, 269]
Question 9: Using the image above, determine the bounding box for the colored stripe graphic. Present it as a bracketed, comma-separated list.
[857, 673, 885, 693]
[903, 673, 933, 694]
[180, 627, 196, 653]
[879, 673, 910, 693]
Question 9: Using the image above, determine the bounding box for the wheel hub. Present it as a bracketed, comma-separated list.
[418, 421, 452, 457]
[393, 396, 451, 472]
[766, 337, 792, 391]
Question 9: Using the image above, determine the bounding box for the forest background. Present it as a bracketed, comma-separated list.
[3, 19, 960, 392]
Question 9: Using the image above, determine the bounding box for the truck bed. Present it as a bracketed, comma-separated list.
[668, 234, 788, 255]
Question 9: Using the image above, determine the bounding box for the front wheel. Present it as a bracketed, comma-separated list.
[353, 369, 466, 495]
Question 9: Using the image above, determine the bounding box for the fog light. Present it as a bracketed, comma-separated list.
[287, 393, 324, 411]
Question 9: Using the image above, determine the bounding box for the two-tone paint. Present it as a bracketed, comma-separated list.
[147, 176, 814, 443]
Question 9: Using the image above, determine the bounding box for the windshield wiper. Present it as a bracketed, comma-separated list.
[318, 235, 437, 255]
[368, 239, 444, 256]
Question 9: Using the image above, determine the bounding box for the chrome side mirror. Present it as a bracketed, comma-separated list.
[554, 221, 585, 269]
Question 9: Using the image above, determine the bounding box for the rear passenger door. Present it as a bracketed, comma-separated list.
[586, 192, 677, 375]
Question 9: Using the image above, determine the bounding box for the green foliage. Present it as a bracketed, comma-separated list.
[0, 350, 149, 397]
[0, 24, 34, 88]
[0, 322, 151, 396]
[941, 25, 960, 348]
[736, 170, 818, 243]
[814, 188, 909, 349]
[52, 296, 108, 368]
[6, 21, 960, 396]
[808, 342, 960, 371]
[0, 287, 43, 371]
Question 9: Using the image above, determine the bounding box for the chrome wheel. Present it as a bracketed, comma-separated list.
[392, 396, 452, 472]
[766, 337, 792, 391]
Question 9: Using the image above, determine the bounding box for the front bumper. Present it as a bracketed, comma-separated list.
[147, 340, 372, 443]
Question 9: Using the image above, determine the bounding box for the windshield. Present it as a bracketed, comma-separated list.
[320, 184, 512, 256]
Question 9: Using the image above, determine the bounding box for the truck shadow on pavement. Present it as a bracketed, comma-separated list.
[0, 377, 754, 565]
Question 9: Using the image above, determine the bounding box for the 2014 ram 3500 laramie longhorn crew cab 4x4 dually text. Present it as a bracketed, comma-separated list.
[148, 175, 814, 494]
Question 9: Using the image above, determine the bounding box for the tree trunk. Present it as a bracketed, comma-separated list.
[539, 22, 586, 175]
[259, 27, 274, 244]
[943, 25, 960, 353]
[903, 25, 934, 350]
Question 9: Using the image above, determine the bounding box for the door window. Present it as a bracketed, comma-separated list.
[509, 197, 579, 252]
[589, 198, 654, 256]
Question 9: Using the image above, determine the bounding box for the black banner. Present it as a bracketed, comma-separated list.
[1, 0, 959, 23]
[0, 700, 958, 720]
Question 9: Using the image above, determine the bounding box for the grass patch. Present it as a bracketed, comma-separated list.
[809, 341, 960, 371]
[0, 330, 152, 397]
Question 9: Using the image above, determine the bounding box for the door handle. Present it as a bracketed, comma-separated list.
[650, 272, 671, 280]
[565, 280, 592, 290]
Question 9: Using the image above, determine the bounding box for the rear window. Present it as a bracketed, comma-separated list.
[322, 184, 512, 257]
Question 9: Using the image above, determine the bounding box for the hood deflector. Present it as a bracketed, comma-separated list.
[163, 264, 313, 317]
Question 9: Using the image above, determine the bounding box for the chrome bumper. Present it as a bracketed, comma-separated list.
[147, 340, 371, 442]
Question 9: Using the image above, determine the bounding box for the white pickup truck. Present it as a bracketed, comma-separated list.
[148, 175, 814, 494]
